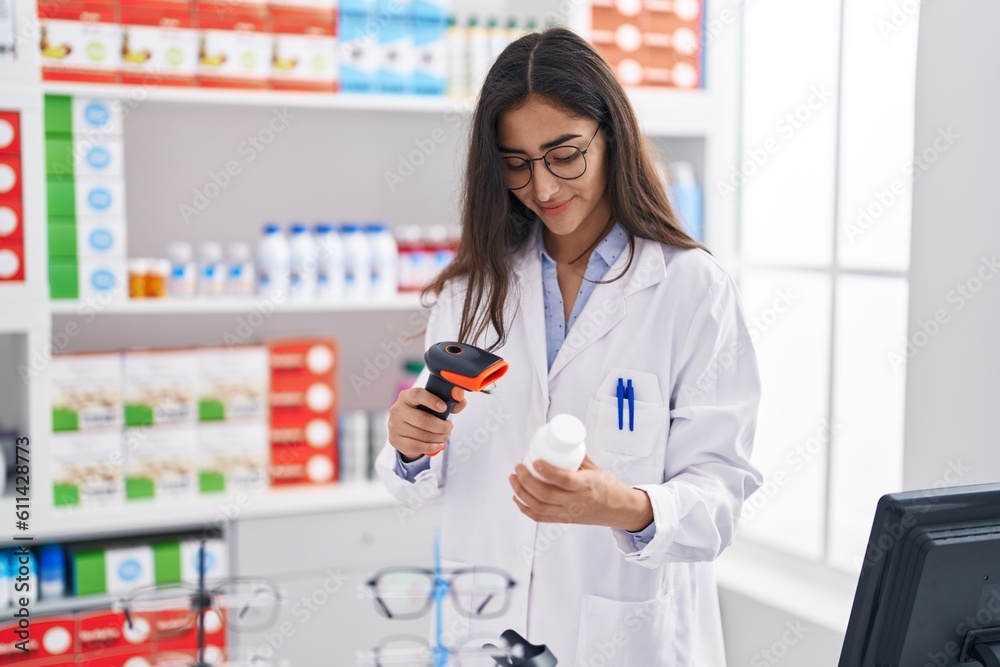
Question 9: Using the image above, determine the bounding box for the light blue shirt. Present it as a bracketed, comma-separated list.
[396, 222, 655, 549]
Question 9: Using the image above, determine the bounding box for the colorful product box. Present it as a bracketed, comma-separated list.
[179, 537, 229, 582]
[376, 0, 413, 94]
[51, 431, 124, 507]
[0, 113, 21, 154]
[0, 156, 21, 201]
[268, 338, 339, 485]
[71, 97, 124, 137]
[78, 258, 128, 302]
[0, 242, 24, 282]
[197, 345, 269, 422]
[51, 352, 123, 432]
[124, 425, 199, 500]
[270, 0, 338, 92]
[74, 218, 128, 258]
[120, 0, 200, 85]
[71, 543, 155, 596]
[411, 0, 448, 95]
[0, 616, 76, 666]
[38, 0, 122, 83]
[197, 0, 273, 88]
[124, 349, 199, 427]
[75, 177, 126, 217]
[589, 0, 702, 89]
[0, 201, 23, 242]
[45, 135, 125, 178]
[198, 420, 269, 493]
[338, 0, 378, 92]
[77, 609, 158, 663]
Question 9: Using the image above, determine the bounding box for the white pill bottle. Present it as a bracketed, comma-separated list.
[523, 413, 587, 481]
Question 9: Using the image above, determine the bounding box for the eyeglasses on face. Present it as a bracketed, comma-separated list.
[366, 567, 516, 621]
[501, 126, 601, 191]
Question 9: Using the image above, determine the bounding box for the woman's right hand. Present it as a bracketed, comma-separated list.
[387, 386, 467, 462]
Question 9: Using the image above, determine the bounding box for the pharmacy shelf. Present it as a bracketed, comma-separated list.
[48, 293, 427, 316]
[40, 82, 473, 115]
[26, 481, 397, 543]
[33, 593, 117, 617]
[38, 82, 715, 137]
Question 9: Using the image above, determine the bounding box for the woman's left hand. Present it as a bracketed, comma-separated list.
[509, 455, 654, 532]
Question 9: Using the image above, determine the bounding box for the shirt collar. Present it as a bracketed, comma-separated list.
[535, 220, 629, 269]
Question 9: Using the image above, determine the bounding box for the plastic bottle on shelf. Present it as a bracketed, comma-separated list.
[447, 14, 467, 98]
[367, 222, 399, 299]
[523, 414, 587, 481]
[147, 259, 169, 298]
[342, 223, 373, 299]
[425, 224, 453, 282]
[314, 223, 346, 301]
[227, 242, 256, 297]
[198, 242, 227, 297]
[288, 223, 317, 302]
[467, 15, 491, 95]
[167, 242, 197, 298]
[38, 545, 66, 600]
[396, 224, 423, 292]
[257, 223, 290, 298]
[0, 552, 11, 608]
[669, 162, 704, 243]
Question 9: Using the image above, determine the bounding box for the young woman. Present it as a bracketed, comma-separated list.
[377, 28, 761, 666]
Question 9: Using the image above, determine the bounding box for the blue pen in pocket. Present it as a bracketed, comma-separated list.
[617, 378, 625, 430]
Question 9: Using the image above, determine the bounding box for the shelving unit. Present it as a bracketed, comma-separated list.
[49, 293, 426, 315]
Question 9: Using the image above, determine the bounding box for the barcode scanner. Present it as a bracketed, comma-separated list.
[418, 341, 509, 422]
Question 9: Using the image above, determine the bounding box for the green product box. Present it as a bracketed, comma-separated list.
[44, 95, 74, 135]
[153, 541, 182, 585]
[49, 258, 79, 299]
[45, 135, 75, 179]
[71, 548, 108, 596]
[48, 220, 78, 259]
[46, 178, 76, 218]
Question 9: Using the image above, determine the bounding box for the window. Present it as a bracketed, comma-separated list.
[734, 0, 918, 571]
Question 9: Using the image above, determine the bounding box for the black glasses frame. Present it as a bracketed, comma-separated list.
[366, 566, 517, 621]
[503, 126, 601, 191]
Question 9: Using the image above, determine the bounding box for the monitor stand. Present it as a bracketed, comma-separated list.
[963, 628, 1000, 667]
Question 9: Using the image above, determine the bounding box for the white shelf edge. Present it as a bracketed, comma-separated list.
[49, 293, 427, 315]
[41, 82, 475, 115]
[22, 481, 399, 543]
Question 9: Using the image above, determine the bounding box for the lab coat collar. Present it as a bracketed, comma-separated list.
[546, 234, 666, 380]
[512, 227, 668, 386]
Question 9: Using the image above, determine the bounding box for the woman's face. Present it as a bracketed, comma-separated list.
[497, 96, 612, 244]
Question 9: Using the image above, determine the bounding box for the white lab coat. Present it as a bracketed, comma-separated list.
[376, 234, 762, 666]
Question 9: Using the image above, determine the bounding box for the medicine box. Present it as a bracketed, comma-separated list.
[198, 420, 269, 493]
[196, 0, 273, 88]
[412, 0, 448, 95]
[269, 337, 339, 485]
[124, 349, 199, 426]
[78, 258, 128, 303]
[51, 352, 122, 432]
[51, 431, 125, 508]
[180, 537, 230, 582]
[198, 345, 269, 422]
[120, 0, 200, 85]
[75, 177, 126, 217]
[77, 609, 158, 663]
[376, 0, 413, 94]
[0, 616, 76, 665]
[339, 0, 378, 92]
[123, 425, 199, 500]
[0, 201, 23, 242]
[39, 0, 122, 83]
[71, 97, 124, 136]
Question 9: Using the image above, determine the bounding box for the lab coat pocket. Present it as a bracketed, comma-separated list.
[588, 395, 668, 458]
[574, 592, 676, 666]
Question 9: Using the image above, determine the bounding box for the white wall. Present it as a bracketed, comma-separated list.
[902, 0, 1000, 490]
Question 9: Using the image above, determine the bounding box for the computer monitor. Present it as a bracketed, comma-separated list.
[839, 483, 1000, 667]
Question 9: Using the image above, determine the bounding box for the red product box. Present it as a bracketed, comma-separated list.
[120, 0, 200, 86]
[0, 240, 25, 282]
[77, 609, 157, 662]
[0, 156, 22, 201]
[154, 608, 227, 657]
[268, 337, 339, 485]
[196, 0, 273, 89]
[0, 112, 20, 154]
[0, 616, 77, 665]
[38, 0, 122, 83]
[270, 3, 337, 92]
[0, 201, 22, 241]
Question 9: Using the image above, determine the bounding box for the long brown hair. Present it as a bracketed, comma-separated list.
[425, 28, 701, 351]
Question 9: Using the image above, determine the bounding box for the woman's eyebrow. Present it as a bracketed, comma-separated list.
[497, 133, 584, 154]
